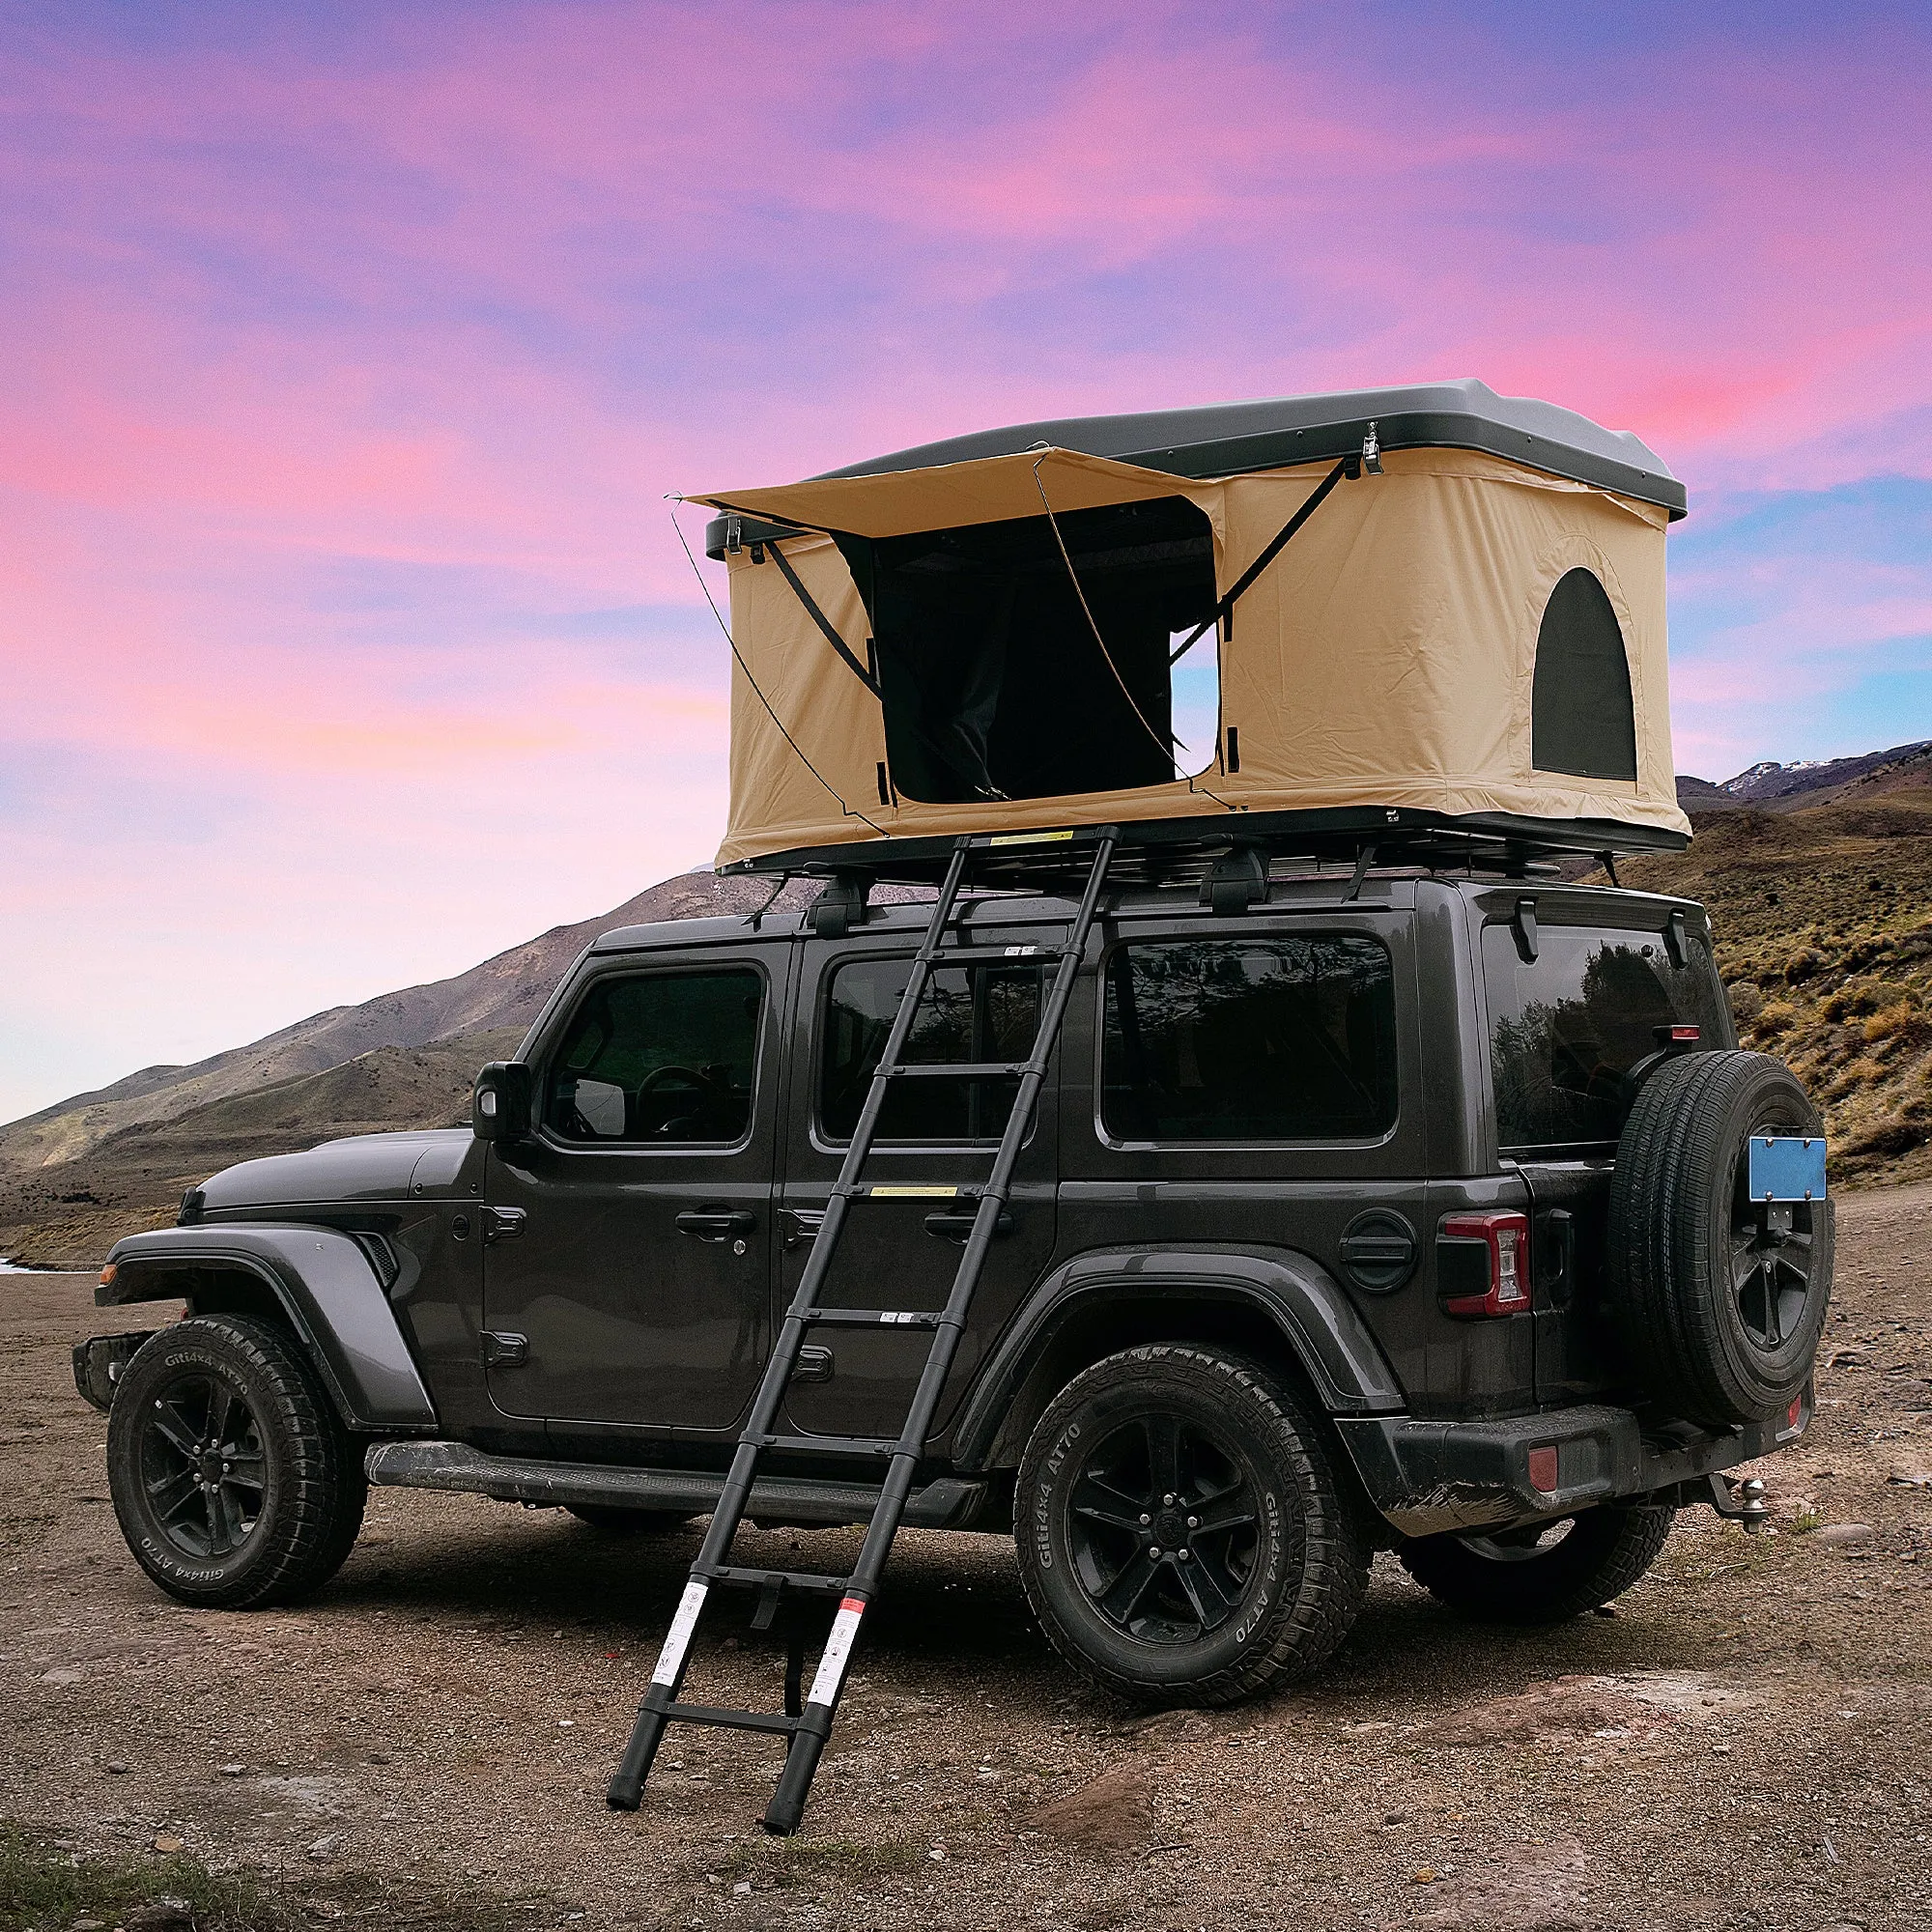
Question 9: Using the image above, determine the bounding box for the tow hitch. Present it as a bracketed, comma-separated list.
[1703, 1472, 1772, 1530]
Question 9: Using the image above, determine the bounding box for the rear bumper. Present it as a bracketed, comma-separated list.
[1337, 1389, 1810, 1538]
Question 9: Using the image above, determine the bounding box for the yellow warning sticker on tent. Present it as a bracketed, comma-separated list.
[988, 829, 1074, 847]
[868, 1184, 960, 1199]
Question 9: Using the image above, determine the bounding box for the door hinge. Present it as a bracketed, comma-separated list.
[789, 1346, 835, 1385]
[480, 1330, 529, 1368]
[483, 1206, 527, 1243]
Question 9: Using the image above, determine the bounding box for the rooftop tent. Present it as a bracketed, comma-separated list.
[690, 382, 1691, 872]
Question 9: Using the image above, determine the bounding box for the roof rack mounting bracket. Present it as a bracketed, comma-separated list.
[1201, 843, 1269, 916]
[811, 872, 870, 940]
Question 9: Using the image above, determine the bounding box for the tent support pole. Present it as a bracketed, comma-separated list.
[1170, 455, 1358, 665]
[763, 542, 882, 696]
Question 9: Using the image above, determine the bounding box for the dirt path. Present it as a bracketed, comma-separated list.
[5, 1191, 1930, 1932]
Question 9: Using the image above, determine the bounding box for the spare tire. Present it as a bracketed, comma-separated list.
[1607, 1050, 1832, 1427]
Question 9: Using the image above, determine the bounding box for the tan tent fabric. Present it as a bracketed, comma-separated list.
[696, 443, 1688, 867]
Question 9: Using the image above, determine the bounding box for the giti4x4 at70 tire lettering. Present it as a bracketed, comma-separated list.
[1607, 1050, 1833, 1429]
[1014, 1344, 1369, 1706]
[106, 1314, 367, 1609]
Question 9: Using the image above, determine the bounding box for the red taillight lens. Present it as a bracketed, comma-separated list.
[1668, 1025, 1700, 1043]
[1526, 1445, 1559, 1492]
[1439, 1211, 1532, 1317]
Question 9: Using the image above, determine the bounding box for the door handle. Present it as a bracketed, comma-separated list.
[923, 1208, 1014, 1242]
[675, 1208, 756, 1241]
[790, 1346, 835, 1384]
[483, 1206, 526, 1244]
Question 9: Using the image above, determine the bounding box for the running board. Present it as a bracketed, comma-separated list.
[364, 1439, 988, 1530]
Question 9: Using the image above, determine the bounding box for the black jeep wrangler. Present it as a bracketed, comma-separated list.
[82, 863, 1828, 1707]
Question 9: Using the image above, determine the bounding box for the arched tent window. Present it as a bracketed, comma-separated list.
[1530, 566, 1637, 781]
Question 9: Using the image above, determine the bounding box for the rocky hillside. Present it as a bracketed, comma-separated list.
[0, 872, 824, 1266]
[1606, 745, 1932, 1186]
[8, 742, 1931, 1266]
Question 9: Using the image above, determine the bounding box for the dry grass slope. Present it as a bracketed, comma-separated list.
[1604, 751, 1932, 1186]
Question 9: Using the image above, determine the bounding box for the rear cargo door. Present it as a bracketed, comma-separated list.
[1475, 895, 1731, 1403]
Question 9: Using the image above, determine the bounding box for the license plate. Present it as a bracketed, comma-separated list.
[1747, 1135, 1827, 1203]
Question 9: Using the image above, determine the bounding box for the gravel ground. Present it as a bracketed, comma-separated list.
[4, 1188, 1931, 1932]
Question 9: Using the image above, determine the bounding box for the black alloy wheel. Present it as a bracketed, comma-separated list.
[106, 1314, 366, 1608]
[1015, 1344, 1369, 1706]
[1399, 1503, 1677, 1624]
[1730, 1142, 1820, 1351]
[138, 1371, 268, 1560]
[1065, 1412, 1260, 1643]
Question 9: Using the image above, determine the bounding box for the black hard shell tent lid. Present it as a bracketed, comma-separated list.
[690, 381, 1690, 883]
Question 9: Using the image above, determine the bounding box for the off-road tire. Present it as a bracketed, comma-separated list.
[565, 1506, 692, 1534]
[1607, 1050, 1833, 1427]
[1399, 1504, 1677, 1623]
[107, 1315, 366, 1608]
[1014, 1345, 1370, 1706]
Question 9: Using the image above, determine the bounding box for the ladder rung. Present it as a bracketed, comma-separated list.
[803, 1308, 943, 1329]
[697, 1565, 849, 1597]
[756, 1433, 905, 1458]
[664, 1701, 799, 1737]
[882, 1061, 1028, 1080]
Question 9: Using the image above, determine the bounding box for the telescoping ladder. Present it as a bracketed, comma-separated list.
[607, 829, 1119, 1834]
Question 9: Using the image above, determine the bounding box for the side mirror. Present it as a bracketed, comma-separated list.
[472, 1062, 532, 1144]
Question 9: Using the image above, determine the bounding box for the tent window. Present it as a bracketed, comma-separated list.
[1531, 567, 1637, 781]
[837, 496, 1218, 804]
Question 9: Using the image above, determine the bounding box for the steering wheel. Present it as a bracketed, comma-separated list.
[639, 1065, 708, 1095]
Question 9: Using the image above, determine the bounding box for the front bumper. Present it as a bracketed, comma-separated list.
[1338, 1388, 1811, 1538]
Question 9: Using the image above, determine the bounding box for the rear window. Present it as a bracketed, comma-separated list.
[1102, 936, 1398, 1143]
[1482, 922, 1727, 1150]
[820, 956, 1042, 1143]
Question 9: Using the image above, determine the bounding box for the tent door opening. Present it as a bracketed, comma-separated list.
[833, 495, 1219, 805]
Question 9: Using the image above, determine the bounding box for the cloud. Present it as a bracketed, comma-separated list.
[3, 1, 1930, 1116]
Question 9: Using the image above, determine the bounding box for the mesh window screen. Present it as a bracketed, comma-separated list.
[1530, 567, 1637, 781]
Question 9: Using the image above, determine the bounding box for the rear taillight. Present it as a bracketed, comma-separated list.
[1438, 1210, 1531, 1318]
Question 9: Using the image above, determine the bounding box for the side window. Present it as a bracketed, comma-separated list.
[1101, 936, 1397, 1143]
[1530, 567, 1637, 781]
[820, 957, 1042, 1143]
[1482, 923, 1727, 1150]
[546, 968, 763, 1146]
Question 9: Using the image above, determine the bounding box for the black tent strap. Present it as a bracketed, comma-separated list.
[1170, 457, 1354, 665]
[764, 542, 882, 696]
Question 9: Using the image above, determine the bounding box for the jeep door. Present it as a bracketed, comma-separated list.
[482, 944, 785, 1441]
[776, 912, 1061, 1445]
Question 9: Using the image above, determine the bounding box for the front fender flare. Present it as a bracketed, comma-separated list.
[952, 1243, 1406, 1469]
[99, 1224, 438, 1433]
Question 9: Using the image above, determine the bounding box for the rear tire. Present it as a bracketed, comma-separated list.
[1608, 1050, 1833, 1426]
[106, 1315, 366, 1608]
[565, 1506, 691, 1534]
[1014, 1345, 1369, 1706]
[1399, 1505, 1676, 1624]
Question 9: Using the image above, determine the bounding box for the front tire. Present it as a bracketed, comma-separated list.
[106, 1315, 366, 1608]
[1014, 1345, 1369, 1706]
[1399, 1504, 1676, 1624]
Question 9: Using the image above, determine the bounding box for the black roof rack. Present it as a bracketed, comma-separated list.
[706, 380, 1684, 557]
[718, 807, 1684, 894]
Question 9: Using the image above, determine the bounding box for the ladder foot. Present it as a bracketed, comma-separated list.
[607, 1772, 644, 1812]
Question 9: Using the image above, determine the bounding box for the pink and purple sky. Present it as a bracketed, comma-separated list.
[4, 2, 1931, 1122]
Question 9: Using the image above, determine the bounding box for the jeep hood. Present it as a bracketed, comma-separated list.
[195, 1128, 475, 1212]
